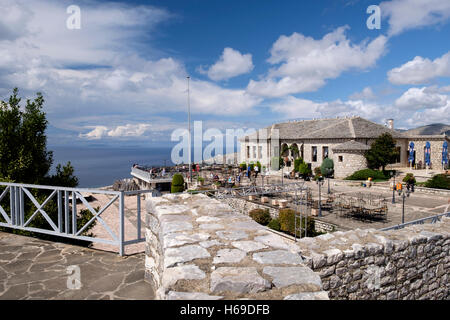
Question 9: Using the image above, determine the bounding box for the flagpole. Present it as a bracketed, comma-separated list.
[187, 76, 192, 183]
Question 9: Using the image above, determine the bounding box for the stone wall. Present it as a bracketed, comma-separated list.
[412, 139, 448, 169]
[144, 193, 329, 300]
[221, 197, 279, 219]
[314, 219, 339, 233]
[333, 151, 368, 179]
[296, 217, 450, 300]
[145, 193, 449, 300]
[221, 197, 341, 233]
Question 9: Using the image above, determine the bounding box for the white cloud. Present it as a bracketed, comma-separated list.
[394, 86, 449, 110]
[78, 126, 108, 140]
[199, 48, 254, 81]
[270, 96, 321, 119]
[0, 0, 263, 143]
[380, 0, 450, 36]
[387, 52, 450, 85]
[107, 124, 151, 137]
[247, 26, 387, 98]
[349, 87, 376, 100]
[270, 96, 387, 122]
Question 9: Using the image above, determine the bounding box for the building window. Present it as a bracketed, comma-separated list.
[253, 146, 256, 158]
[312, 146, 317, 162]
[247, 146, 250, 158]
[258, 146, 262, 159]
[323, 146, 329, 160]
[338, 156, 343, 162]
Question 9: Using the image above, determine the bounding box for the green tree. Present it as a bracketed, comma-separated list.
[298, 162, 311, 176]
[365, 133, 399, 171]
[320, 158, 334, 177]
[294, 158, 305, 172]
[171, 173, 185, 193]
[0, 89, 92, 244]
[0, 88, 76, 185]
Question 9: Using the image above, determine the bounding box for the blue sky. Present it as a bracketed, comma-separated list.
[1, 0, 450, 147]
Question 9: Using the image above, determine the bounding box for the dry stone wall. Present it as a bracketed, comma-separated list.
[221, 197, 341, 232]
[296, 217, 450, 300]
[144, 193, 329, 300]
[145, 193, 449, 300]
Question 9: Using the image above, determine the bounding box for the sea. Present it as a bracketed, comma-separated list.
[50, 146, 174, 188]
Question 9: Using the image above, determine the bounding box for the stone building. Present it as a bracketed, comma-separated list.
[239, 116, 450, 179]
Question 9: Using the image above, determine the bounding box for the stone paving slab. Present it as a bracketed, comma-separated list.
[0, 232, 154, 300]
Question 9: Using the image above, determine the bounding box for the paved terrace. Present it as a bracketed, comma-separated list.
[0, 232, 154, 300]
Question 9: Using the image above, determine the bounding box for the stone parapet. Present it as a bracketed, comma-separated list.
[296, 217, 450, 300]
[144, 193, 328, 300]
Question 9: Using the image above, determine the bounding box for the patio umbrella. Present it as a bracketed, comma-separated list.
[424, 141, 431, 167]
[408, 142, 415, 166]
[443, 141, 448, 166]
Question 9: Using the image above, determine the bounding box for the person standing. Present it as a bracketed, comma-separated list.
[254, 164, 259, 179]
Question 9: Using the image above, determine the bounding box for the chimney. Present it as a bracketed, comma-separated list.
[387, 119, 394, 130]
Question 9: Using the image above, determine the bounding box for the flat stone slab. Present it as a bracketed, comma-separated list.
[0, 232, 154, 300]
[196, 216, 221, 223]
[213, 249, 246, 264]
[163, 264, 206, 287]
[210, 267, 271, 294]
[284, 291, 329, 300]
[263, 266, 322, 289]
[230, 221, 262, 231]
[254, 234, 292, 250]
[199, 240, 222, 248]
[199, 223, 225, 231]
[167, 291, 223, 300]
[231, 241, 268, 253]
[154, 204, 191, 216]
[161, 221, 193, 235]
[253, 250, 303, 265]
[163, 233, 210, 248]
[216, 230, 248, 241]
[164, 245, 211, 268]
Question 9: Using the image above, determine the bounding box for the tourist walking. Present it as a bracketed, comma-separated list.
[254, 165, 259, 179]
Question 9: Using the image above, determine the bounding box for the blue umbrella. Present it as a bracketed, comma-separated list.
[443, 141, 448, 165]
[424, 141, 431, 166]
[408, 142, 415, 164]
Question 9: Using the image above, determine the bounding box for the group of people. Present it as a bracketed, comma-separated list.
[245, 164, 260, 179]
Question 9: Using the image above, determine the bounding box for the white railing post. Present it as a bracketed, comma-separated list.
[119, 191, 125, 256]
[137, 194, 141, 240]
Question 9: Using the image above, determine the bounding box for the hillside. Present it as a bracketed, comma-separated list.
[405, 123, 450, 136]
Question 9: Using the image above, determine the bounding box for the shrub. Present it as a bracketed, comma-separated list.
[197, 176, 205, 182]
[171, 173, 185, 193]
[278, 209, 316, 236]
[298, 162, 311, 176]
[294, 158, 305, 172]
[321, 158, 334, 177]
[240, 162, 247, 170]
[249, 208, 271, 225]
[345, 169, 388, 181]
[403, 173, 416, 184]
[314, 167, 322, 177]
[256, 161, 262, 171]
[268, 218, 281, 231]
[424, 174, 450, 190]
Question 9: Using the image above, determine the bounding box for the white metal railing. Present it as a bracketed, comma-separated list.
[131, 166, 177, 182]
[380, 212, 450, 231]
[0, 182, 153, 256]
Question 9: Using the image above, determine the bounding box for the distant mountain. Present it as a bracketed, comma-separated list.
[404, 123, 450, 136]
